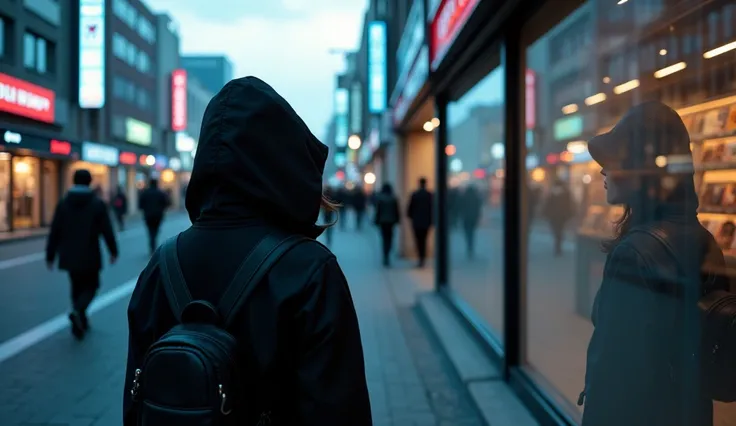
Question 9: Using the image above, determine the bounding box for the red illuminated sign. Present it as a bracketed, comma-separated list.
[430, 0, 480, 70]
[0, 72, 55, 123]
[526, 70, 536, 130]
[49, 139, 71, 155]
[171, 69, 187, 131]
[119, 151, 137, 165]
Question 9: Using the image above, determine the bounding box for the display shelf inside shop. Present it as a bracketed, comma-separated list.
[694, 132, 736, 278]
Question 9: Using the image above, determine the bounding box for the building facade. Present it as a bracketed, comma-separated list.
[0, 0, 77, 232]
[180, 55, 233, 95]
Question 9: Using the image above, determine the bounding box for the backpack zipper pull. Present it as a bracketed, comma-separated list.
[219, 384, 232, 416]
[130, 368, 142, 401]
[577, 390, 586, 406]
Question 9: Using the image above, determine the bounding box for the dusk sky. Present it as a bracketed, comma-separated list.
[145, 0, 367, 140]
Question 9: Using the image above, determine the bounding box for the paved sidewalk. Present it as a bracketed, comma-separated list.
[0, 227, 488, 426]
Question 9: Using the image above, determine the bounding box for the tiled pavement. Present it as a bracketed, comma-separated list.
[0, 225, 493, 426]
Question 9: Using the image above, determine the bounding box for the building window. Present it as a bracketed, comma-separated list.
[23, 32, 54, 74]
[136, 51, 150, 73]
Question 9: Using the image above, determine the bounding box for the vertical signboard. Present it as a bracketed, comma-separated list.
[349, 82, 362, 134]
[171, 69, 188, 131]
[334, 88, 349, 148]
[525, 69, 536, 129]
[430, 0, 481, 70]
[367, 21, 387, 114]
[78, 0, 106, 109]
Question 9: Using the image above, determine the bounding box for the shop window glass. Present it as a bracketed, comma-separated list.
[0, 153, 10, 232]
[12, 157, 40, 229]
[524, 0, 736, 422]
[42, 160, 58, 226]
[446, 66, 505, 339]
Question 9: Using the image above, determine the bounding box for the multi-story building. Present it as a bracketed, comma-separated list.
[0, 1, 76, 233]
[180, 55, 233, 95]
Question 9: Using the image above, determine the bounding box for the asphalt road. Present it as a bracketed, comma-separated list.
[0, 213, 191, 343]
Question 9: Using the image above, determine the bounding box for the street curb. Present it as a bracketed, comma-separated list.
[417, 293, 540, 426]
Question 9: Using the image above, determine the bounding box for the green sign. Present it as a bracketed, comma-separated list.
[553, 115, 583, 141]
[126, 118, 152, 146]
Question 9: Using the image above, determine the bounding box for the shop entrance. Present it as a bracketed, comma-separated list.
[67, 162, 111, 202]
[12, 156, 41, 229]
[0, 153, 10, 232]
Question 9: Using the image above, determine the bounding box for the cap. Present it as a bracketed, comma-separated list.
[588, 101, 691, 172]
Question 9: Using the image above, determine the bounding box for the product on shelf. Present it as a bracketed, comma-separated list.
[717, 221, 736, 250]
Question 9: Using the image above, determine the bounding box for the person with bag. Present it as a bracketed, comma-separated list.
[579, 101, 736, 426]
[123, 76, 372, 426]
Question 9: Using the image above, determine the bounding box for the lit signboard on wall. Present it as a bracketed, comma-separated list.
[367, 21, 387, 114]
[335, 88, 349, 148]
[349, 82, 362, 134]
[171, 69, 187, 131]
[553, 115, 584, 141]
[78, 0, 106, 109]
[126, 118, 152, 146]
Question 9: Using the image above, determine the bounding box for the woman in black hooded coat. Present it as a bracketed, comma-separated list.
[123, 77, 372, 425]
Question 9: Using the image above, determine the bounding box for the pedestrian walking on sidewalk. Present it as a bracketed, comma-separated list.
[352, 184, 367, 231]
[580, 101, 736, 426]
[542, 177, 573, 256]
[374, 183, 400, 266]
[322, 184, 339, 246]
[460, 184, 483, 259]
[407, 177, 433, 267]
[112, 185, 128, 230]
[45, 169, 118, 340]
[138, 177, 170, 253]
[124, 76, 371, 426]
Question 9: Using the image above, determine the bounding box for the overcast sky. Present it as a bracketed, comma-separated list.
[145, 0, 367, 140]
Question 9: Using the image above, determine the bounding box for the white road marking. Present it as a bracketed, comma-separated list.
[0, 278, 137, 364]
[0, 217, 188, 271]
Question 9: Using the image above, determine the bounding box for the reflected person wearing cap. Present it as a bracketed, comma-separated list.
[580, 101, 727, 426]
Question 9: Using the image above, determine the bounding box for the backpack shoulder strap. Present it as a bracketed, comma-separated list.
[159, 235, 192, 323]
[218, 233, 310, 328]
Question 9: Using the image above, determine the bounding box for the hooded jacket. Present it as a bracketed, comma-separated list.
[123, 77, 372, 425]
[46, 185, 118, 272]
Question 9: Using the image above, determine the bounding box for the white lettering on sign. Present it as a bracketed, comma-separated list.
[3, 131, 21, 144]
[0, 82, 51, 113]
[82, 142, 119, 166]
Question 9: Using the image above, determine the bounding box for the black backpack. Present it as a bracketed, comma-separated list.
[129, 232, 308, 425]
[633, 225, 736, 402]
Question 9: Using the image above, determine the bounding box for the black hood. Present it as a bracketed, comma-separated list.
[66, 185, 96, 208]
[185, 77, 328, 236]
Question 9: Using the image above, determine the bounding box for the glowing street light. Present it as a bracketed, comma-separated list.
[348, 135, 362, 150]
[364, 172, 376, 185]
[145, 155, 156, 166]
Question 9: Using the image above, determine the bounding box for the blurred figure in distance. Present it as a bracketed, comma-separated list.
[374, 183, 400, 267]
[45, 169, 118, 339]
[138, 177, 170, 254]
[460, 184, 483, 259]
[407, 177, 433, 267]
[542, 176, 574, 256]
[112, 185, 128, 231]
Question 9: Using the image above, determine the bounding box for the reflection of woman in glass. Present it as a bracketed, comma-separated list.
[460, 184, 483, 258]
[580, 101, 728, 426]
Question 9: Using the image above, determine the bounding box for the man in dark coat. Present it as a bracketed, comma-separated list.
[46, 169, 118, 339]
[138, 177, 170, 253]
[407, 177, 433, 267]
[123, 77, 371, 425]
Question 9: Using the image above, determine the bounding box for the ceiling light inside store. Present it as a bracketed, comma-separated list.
[617, 0, 628, 4]
[659, 49, 668, 56]
[561, 104, 579, 115]
[602, 76, 611, 84]
[613, 79, 640, 94]
[585, 93, 607, 106]
[654, 62, 687, 79]
[423, 121, 435, 132]
[431, 117, 440, 127]
[704, 40, 736, 59]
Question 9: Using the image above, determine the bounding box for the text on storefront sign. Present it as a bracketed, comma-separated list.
[171, 69, 187, 131]
[430, 0, 480, 70]
[0, 72, 55, 123]
[50, 140, 71, 155]
[119, 151, 137, 165]
[82, 142, 119, 166]
[3, 131, 21, 144]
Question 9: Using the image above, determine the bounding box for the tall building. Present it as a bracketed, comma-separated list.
[180, 55, 233, 95]
[0, 0, 75, 233]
